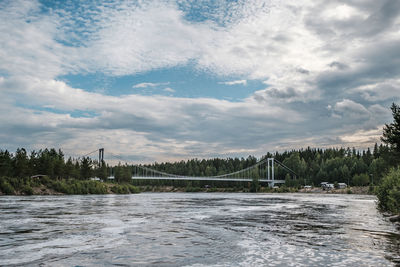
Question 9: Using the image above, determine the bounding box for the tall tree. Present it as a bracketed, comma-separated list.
[381, 103, 400, 165]
[0, 150, 13, 177]
[13, 148, 29, 178]
[80, 157, 92, 179]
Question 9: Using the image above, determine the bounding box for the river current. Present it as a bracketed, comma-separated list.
[0, 193, 399, 266]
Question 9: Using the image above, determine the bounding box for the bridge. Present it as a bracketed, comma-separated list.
[84, 148, 298, 187]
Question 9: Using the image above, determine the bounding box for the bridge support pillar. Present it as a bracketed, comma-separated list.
[267, 158, 274, 187]
[99, 148, 104, 167]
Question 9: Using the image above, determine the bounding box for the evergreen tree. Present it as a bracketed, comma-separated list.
[381, 102, 400, 165]
[0, 150, 13, 177]
[96, 160, 108, 180]
[13, 148, 29, 178]
[64, 157, 75, 178]
[80, 157, 92, 179]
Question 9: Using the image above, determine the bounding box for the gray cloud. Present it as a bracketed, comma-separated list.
[263, 87, 302, 99]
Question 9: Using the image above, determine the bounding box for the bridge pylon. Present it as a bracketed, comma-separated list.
[99, 148, 104, 167]
[267, 158, 275, 187]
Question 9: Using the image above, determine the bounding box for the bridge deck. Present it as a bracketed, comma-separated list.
[116, 176, 286, 183]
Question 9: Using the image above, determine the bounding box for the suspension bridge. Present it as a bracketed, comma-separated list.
[84, 148, 297, 187]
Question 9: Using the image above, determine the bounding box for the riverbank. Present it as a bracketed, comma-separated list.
[0, 176, 139, 195]
[298, 186, 372, 195]
[137, 185, 374, 194]
[0, 177, 374, 195]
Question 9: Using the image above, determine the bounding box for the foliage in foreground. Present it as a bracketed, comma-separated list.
[0, 176, 139, 195]
[381, 103, 400, 166]
[376, 167, 400, 214]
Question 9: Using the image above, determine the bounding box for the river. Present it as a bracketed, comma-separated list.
[0, 193, 399, 266]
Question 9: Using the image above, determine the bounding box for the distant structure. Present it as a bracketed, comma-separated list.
[83, 148, 298, 187]
[99, 148, 104, 167]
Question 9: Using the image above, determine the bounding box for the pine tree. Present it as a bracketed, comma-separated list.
[381, 103, 400, 165]
[80, 157, 92, 179]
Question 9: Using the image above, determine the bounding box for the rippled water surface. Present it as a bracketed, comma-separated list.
[1, 193, 399, 266]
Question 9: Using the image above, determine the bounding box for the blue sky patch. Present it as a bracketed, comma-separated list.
[60, 66, 265, 101]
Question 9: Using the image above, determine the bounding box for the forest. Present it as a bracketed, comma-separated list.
[0, 143, 395, 189]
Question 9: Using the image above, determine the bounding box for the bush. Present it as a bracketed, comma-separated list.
[0, 179, 15, 195]
[347, 189, 353, 194]
[22, 185, 33, 195]
[376, 167, 400, 214]
[127, 184, 140, 194]
[8, 177, 24, 191]
[111, 184, 129, 194]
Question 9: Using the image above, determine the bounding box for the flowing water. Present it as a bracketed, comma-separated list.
[0, 193, 399, 266]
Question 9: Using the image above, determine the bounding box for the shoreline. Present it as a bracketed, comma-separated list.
[0, 184, 374, 196]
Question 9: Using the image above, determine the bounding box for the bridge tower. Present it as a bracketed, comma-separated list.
[267, 158, 275, 187]
[99, 148, 104, 167]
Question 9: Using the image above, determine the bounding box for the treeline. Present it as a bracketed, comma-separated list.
[0, 148, 108, 180]
[0, 143, 394, 187]
[141, 144, 394, 187]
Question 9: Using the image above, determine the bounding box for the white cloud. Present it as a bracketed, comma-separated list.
[334, 99, 369, 117]
[219, 80, 247, 86]
[338, 127, 383, 147]
[163, 87, 175, 93]
[133, 82, 170, 88]
[322, 4, 368, 21]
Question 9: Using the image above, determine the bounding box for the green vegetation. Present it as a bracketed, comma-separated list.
[376, 168, 400, 214]
[377, 103, 400, 215]
[352, 173, 370, 186]
[0, 176, 139, 195]
[0, 143, 395, 194]
[136, 145, 391, 189]
[381, 103, 400, 166]
[111, 184, 140, 194]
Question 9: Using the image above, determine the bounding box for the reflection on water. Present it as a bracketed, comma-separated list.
[0, 193, 399, 266]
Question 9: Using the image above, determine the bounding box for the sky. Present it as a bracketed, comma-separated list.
[0, 0, 399, 163]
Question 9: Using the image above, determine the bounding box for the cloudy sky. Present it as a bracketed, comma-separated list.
[1, 0, 399, 163]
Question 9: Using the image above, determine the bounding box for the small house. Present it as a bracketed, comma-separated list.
[337, 183, 347, 189]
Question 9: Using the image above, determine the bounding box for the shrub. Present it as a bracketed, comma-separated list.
[111, 184, 129, 194]
[8, 177, 24, 191]
[0, 179, 15, 195]
[376, 167, 400, 214]
[127, 184, 140, 194]
[22, 185, 33, 195]
[346, 189, 353, 194]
